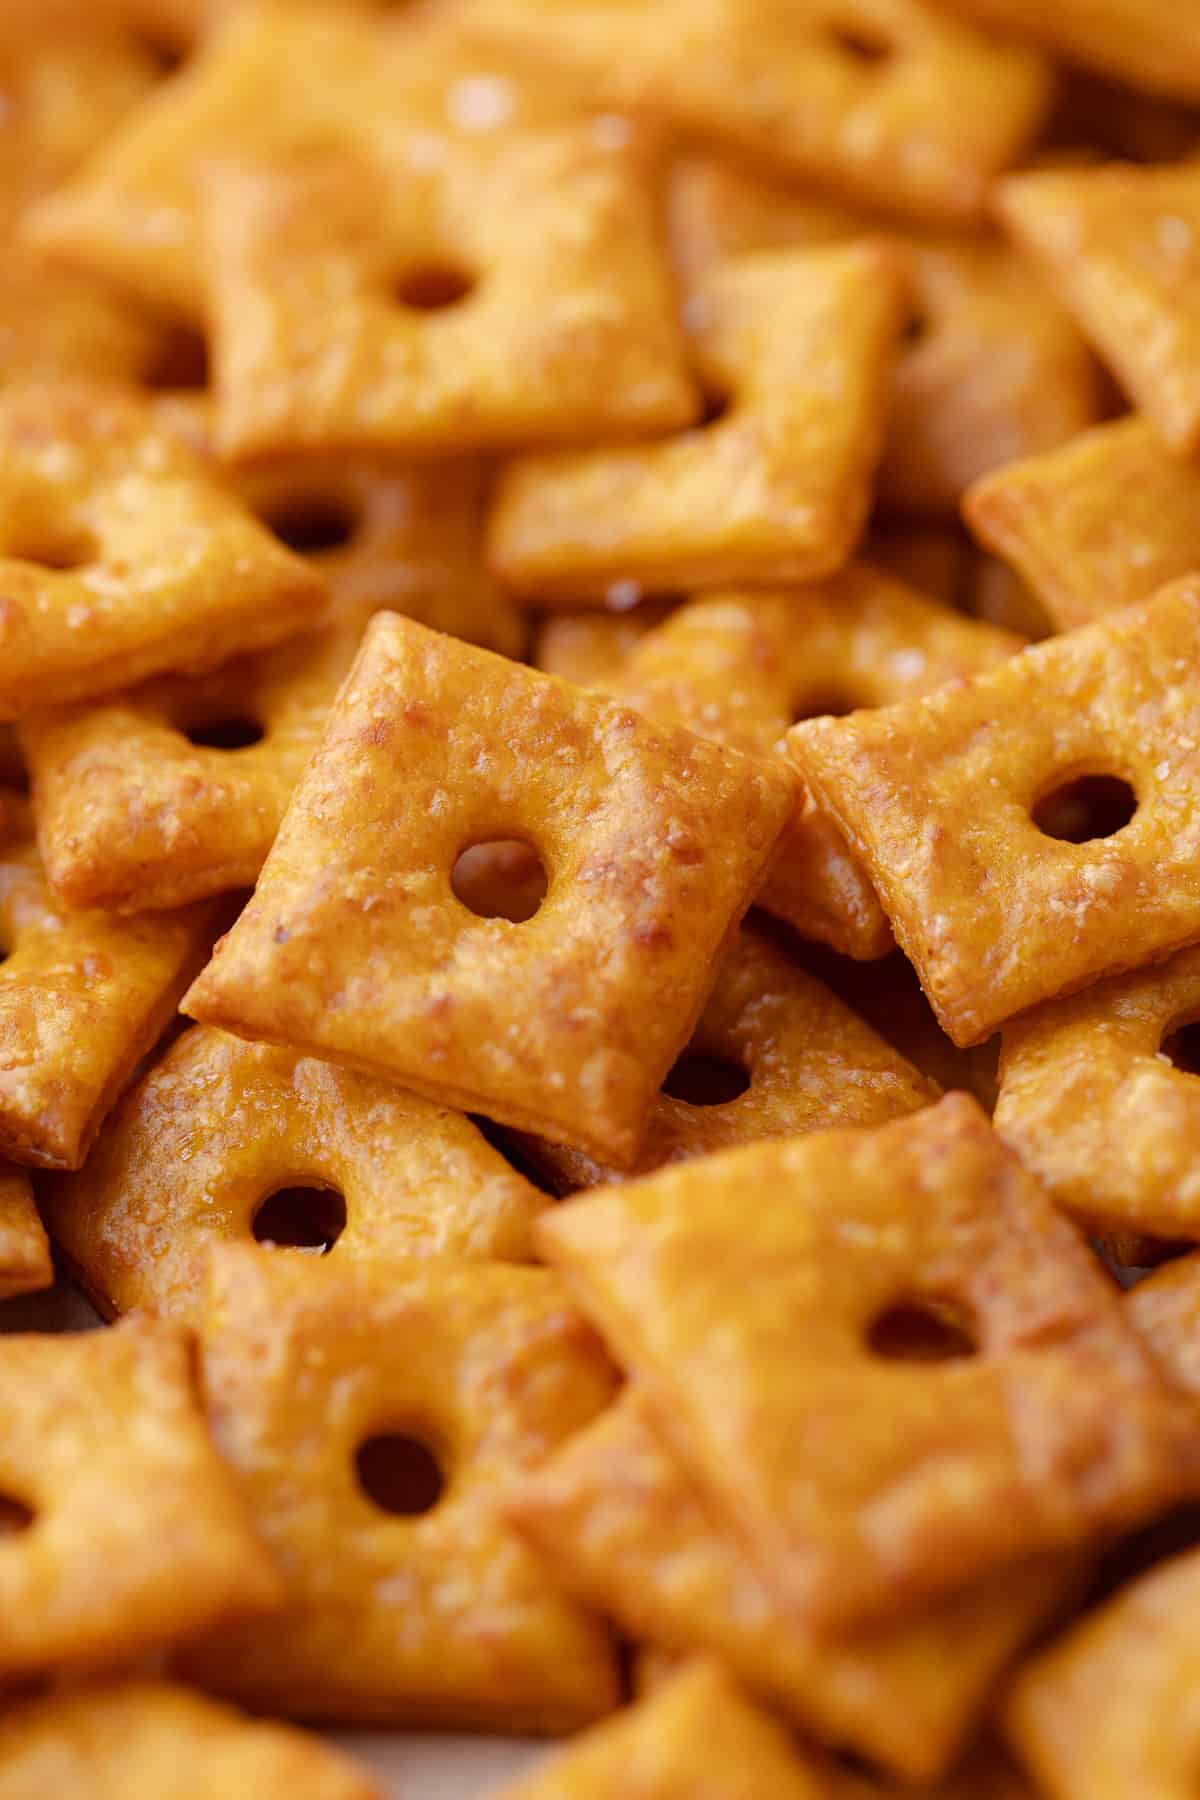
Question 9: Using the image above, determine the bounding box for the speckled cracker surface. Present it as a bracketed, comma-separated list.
[488, 243, 905, 597]
[184, 1246, 619, 1730]
[41, 1023, 547, 1323]
[788, 579, 1200, 1046]
[998, 162, 1200, 453]
[508, 1389, 1073, 1781]
[538, 1095, 1195, 1634]
[966, 416, 1200, 631]
[0, 796, 220, 1169]
[0, 1315, 282, 1677]
[184, 612, 794, 1168]
[0, 380, 324, 717]
[996, 943, 1200, 1239]
[515, 925, 936, 1191]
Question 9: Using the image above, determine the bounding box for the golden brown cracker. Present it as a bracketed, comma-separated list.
[0, 1314, 282, 1676]
[998, 162, 1200, 454]
[183, 1245, 619, 1729]
[41, 1022, 548, 1322]
[965, 415, 1200, 632]
[789, 579, 1200, 1047]
[508, 1389, 1074, 1781]
[183, 612, 794, 1169]
[489, 243, 905, 599]
[0, 1679, 382, 1800]
[538, 1094, 1196, 1635]
[0, 380, 324, 718]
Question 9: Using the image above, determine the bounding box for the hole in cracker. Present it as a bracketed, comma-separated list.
[143, 326, 209, 392]
[252, 1183, 346, 1254]
[469, 1114, 561, 1196]
[183, 714, 265, 751]
[696, 388, 731, 429]
[393, 262, 476, 311]
[452, 840, 548, 923]
[136, 31, 187, 78]
[356, 1432, 445, 1516]
[901, 306, 931, 347]
[1032, 774, 1137, 844]
[828, 23, 893, 63]
[867, 1297, 978, 1362]
[661, 1052, 750, 1107]
[0, 1494, 34, 1536]
[259, 494, 359, 556]
[791, 688, 859, 724]
[6, 526, 96, 572]
[1161, 1017, 1200, 1077]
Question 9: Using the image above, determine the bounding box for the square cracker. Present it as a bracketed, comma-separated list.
[922, 0, 1200, 101]
[183, 612, 794, 1168]
[41, 1022, 548, 1324]
[0, 380, 324, 718]
[965, 416, 1200, 632]
[998, 162, 1200, 454]
[616, 568, 1019, 958]
[446, 0, 1052, 225]
[25, 1, 596, 323]
[508, 1389, 1075, 1781]
[0, 1679, 380, 1800]
[202, 132, 695, 462]
[537, 1094, 1196, 1635]
[668, 154, 1101, 519]
[183, 1245, 619, 1729]
[490, 1659, 831, 1800]
[1004, 1542, 1200, 1800]
[0, 1169, 51, 1302]
[512, 924, 937, 1192]
[487, 242, 905, 598]
[996, 943, 1200, 1241]
[0, 794, 220, 1170]
[788, 578, 1200, 1047]
[0, 1314, 282, 1677]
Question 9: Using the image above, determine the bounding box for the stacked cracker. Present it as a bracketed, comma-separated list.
[0, 1, 1196, 1794]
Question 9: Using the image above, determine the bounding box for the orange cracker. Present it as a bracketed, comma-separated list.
[0, 1679, 381, 1800]
[1004, 1543, 1200, 1800]
[488, 1659, 832, 1800]
[27, 1, 610, 323]
[617, 567, 1020, 958]
[965, 415, 1200, 632]
[0, 2, 157, 228]
[0, 379, 324, 718]
[537, 1093, 1196, 1636]
[202, 127, 695, 463]
[0, 1169, 51, 1302]
[512, 924, 937, 1192]
[23, 447, 520, 916]
[0, 1313, 282, 1677]
[41, 1022, 547, 1323]
[922, 0, 1200, 101]
[0, 795, 219, 1170]
[998, 162, 1200, 455]
[183, 1244, 618, 1728]
[788, 577, 1200, 1047]
[995, 944, 1200, 1241]
[0, 251, 160, 389]
[22, 615, 364, 915]
[669, 155, 1101, 518]
[487, 242, 906, 600]
[183, 612, 794, 1169]
[533, 605, 675, 690]
[446, 0, 1052, 226]
[508, 1388, 1074, 1780]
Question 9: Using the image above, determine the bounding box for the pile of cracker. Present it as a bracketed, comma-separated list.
[0, 0, 1199, 1793]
